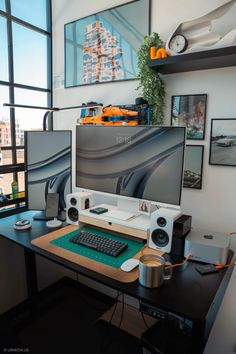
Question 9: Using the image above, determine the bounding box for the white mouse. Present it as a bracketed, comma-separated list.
[120, 258, 139, 272]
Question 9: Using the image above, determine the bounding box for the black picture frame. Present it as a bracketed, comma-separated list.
[64, 0, 151, 88]
[209, 118, 236, 167]
[171, 94, 207, 140]
[184, 145, 204, 189]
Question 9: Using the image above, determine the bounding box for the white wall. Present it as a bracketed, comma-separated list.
[52, 0, 236, 235]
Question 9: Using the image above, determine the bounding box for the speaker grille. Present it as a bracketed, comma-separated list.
[84, 198, 90, 209]
[70, 197, 77, 206]
[156, 217, 167, 227]
[151, 229, 169, 247]
[68, 207, 78, 222]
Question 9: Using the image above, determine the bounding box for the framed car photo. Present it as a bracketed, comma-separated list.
[209, 118, 236, 167]
[184, 145, 204, 189]
[171, 94, 207, 140]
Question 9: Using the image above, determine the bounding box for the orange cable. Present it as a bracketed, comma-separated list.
[169, 253, 192, 269]
[215, 257, 236, 269]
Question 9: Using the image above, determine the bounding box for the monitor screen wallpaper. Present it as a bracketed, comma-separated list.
[25, 131, 72, 211]
[76, 126, 185, 207]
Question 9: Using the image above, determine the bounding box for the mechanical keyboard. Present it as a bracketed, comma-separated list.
[69, 230, 128, 257]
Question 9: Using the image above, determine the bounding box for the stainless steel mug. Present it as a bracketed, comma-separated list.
[139, 254, 172, 288]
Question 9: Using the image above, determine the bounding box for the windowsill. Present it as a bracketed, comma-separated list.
[0, 204, 27, 218]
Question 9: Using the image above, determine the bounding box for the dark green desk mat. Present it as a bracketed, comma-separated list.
[50, 226, 144, 268]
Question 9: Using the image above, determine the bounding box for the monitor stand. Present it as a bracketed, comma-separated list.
[46, 218, 62, 228]
[33, 211, 51, 221]
[33, 210, 66, 222]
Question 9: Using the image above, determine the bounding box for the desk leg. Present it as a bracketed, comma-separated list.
[192, 320, 206, 353]
[24, 248, 38, 303]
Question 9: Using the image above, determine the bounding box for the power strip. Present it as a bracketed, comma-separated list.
[139, 301, 168, 320]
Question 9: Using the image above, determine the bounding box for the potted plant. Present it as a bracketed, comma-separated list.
[136, 32, 165, 125]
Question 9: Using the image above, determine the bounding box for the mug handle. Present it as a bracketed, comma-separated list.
[163, 262, 172, 280]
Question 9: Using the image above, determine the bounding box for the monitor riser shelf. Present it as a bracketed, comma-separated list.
[79, 204, 150, 240]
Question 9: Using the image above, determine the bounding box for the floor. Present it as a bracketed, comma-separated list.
[100, 301, 157, 339]
[3, 278, 144, 354]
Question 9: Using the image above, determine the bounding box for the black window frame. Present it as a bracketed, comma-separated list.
[0, 0, 52, 217]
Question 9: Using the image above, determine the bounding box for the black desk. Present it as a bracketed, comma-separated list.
[0, 211, 232, 353]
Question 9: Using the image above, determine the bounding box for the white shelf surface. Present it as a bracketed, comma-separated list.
[79, 204, 150, 231]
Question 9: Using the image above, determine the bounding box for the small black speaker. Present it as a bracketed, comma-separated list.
[171, 215, 192, 256]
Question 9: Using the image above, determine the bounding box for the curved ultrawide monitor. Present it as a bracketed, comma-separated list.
[76, 126, 186, 207]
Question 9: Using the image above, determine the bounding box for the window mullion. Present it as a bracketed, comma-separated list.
[6, 0, 17, 185]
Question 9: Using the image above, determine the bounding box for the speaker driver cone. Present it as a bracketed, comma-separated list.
[157, 217, 167, 227]
[151, 229, 169, 247]
[68, 207, 78, 222]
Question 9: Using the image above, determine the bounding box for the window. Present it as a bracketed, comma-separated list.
[0, 0, 52, 215]
[13, 23, 49, 88]
[0, 0, 5, 12]
[0, 17, 9, 81]
[11, 0, 50, 31]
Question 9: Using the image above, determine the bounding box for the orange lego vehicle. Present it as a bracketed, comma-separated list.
[80, 105, 139, 126]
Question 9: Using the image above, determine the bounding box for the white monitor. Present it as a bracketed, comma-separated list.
[76, 126, 185, 209]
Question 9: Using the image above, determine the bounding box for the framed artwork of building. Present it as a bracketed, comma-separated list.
[64, 0, 150, 87]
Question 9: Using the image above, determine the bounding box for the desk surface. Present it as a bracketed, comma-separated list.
[0, 210, 231, 323]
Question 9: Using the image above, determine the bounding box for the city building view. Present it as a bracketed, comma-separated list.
[0, 103, 46, 210]
[0, 117, 24, 198]
[83, 20, 124, 84]
[0, 117, 24, 146]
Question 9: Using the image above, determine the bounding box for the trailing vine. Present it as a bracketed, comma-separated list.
[136, 32, 165, 125]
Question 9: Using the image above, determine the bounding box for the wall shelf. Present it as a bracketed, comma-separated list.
[147, 46, 236, 74]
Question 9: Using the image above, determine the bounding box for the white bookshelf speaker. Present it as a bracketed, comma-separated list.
[66, 191, 93, 225]
[148, 208, 182, 253]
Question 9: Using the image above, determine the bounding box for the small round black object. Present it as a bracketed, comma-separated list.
[157, 217, 167, 227]
[68, 207, 78, 222]
[151, 229, 169, 247]
[70, 197, 77, 206]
